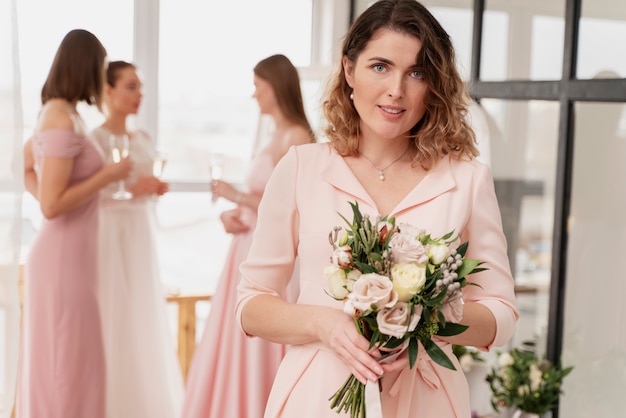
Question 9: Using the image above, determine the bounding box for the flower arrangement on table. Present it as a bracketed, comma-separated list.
[324, 201, 486, 418]
[486, 346, 574, 416]
[452, 344, 485, 373]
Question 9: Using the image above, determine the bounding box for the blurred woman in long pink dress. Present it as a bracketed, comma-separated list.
[19, 29, 131, 418]
[236, 1, 519, 417]
[182, 54, 315, 418]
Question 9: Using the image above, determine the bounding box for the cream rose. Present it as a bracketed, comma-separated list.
[390, 262, 426, 302]
[377, 302, 422, 338]
[347, 273, 397, 316]
[324, 264, 348, 299]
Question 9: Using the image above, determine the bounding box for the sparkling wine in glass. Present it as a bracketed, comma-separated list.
[153, 151, 168, 178]
[109, 134, 132, 200]
[209, 153, 224, 204]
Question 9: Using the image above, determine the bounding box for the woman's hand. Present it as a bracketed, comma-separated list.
[210, 179, 239, 203]
[103, 157, 133, 183]
[220, 208, 250, 234]
[130, 175, 169, 197]
[316, 309, 384, 384]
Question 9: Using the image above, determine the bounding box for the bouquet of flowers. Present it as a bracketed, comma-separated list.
[324, 201, 486, 418]
[486, 346, 574, 415]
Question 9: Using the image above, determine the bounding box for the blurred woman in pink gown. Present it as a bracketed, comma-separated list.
[181, 54, 315, 418]
[236, 1, 519, 417]
[19, 29, 131, 418]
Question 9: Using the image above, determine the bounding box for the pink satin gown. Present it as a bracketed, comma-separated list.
[17, 129, 106, 418]
[182, 144, 292, 418]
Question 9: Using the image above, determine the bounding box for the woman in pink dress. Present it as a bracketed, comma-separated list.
[236, 1, 519, 417]
[19, 29, 131, 418]
[181, 54, 315, 418]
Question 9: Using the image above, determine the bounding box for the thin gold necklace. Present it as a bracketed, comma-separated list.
[358, 144, 411, 181]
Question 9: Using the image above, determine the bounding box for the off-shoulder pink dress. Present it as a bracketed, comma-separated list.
[182, 143, 291, 418]
[236, 143, 519, 418]
[18, 129, 106, 418]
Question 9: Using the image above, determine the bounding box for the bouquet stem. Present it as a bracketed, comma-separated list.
[329, 374, 366, 418]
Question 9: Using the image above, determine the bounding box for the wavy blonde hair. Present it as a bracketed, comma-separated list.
[322, 0, 477, 169]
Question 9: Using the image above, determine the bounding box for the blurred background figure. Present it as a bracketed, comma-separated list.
[90, 61, 183, 418]
[182, 54, 315, 418]
[18, 29, 131, 418]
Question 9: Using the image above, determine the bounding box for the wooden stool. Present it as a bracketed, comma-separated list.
[166, 292, 212, 381]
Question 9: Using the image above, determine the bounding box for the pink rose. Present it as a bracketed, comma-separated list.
[346, 273, 397, 316]
[377, 302, 423, 338]
[440, 290, 464, 323]
[388, 231, 429, 264]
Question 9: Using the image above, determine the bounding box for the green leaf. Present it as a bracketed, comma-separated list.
[436, 322, 469, 336]
[456, 259, 484, 278]
[408, 338, 419, 368]
[456, 241, 469, 257]
[423, 338, 456, 370]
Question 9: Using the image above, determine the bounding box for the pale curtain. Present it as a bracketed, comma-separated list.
[0, 0, 23, 416]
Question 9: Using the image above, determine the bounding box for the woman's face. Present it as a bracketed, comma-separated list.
[252, 74, 277, 115]
[344, 28, 428, 142]
[107, 67, 143, 116]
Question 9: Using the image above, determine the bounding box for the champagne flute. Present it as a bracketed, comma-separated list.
[153, 151, 168, 178]
[109, 134, 132, 200]
[209, 153, 224, 204]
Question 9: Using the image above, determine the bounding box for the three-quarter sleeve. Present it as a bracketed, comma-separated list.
[462, 163, 519, 349]
[235, 146, 300, 329]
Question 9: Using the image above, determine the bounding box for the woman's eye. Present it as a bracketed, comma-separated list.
[373, 64, 385, 73]
[411, 70, 423, 79]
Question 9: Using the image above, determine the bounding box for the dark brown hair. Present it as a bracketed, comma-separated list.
[41, 29, 108, 111]
[322, 0, 477, 169]
[254, 54, 315, 142]
[106, 60, 136, 87]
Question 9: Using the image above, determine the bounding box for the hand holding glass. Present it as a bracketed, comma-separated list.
[209, 153, 224, 204]
[109, 134, 132, 200]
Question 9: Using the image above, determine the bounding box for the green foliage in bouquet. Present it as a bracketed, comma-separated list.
[486, 347, 574, 415]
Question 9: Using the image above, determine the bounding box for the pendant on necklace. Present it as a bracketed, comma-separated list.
[378, 170, 385, 181]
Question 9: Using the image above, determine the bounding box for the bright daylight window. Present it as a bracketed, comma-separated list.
[16, 0, 316, 296]
[151, 0, 314, 294]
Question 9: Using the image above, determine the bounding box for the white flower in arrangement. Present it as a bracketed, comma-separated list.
[498, 351, 515, 368]
[529, 363, 543, 391]
[459, 353, 476, 373]
[428, 243, 450, 265]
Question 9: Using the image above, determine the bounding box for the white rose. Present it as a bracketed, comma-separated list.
[324, 264, 348, 299]
[348, 273, 397, 315]
[428, 243, 450, 265]
[390, 262, 426, 302]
